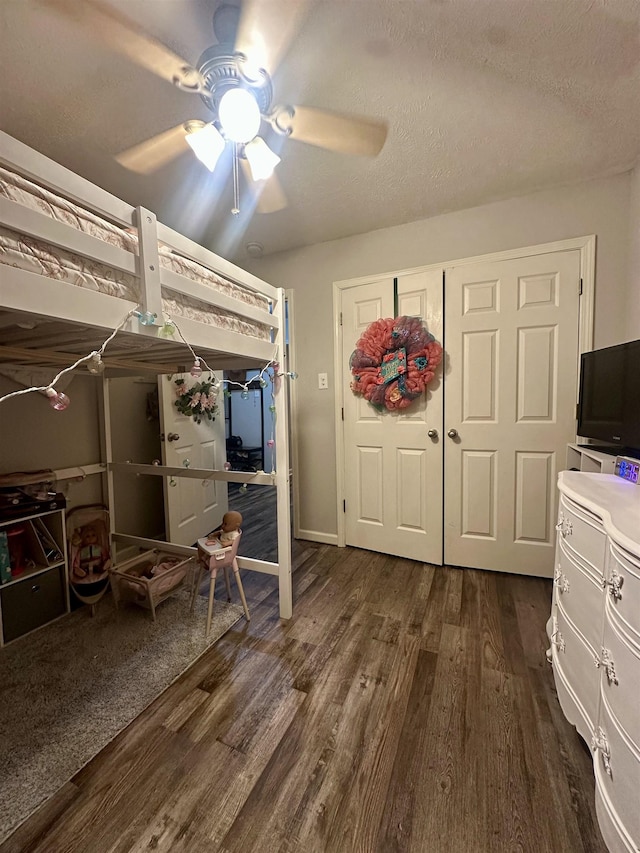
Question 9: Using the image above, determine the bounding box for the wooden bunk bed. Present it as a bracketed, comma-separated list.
[0, 130, 292, 619]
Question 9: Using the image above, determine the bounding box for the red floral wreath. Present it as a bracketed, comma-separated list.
[350, 316, 443, 411]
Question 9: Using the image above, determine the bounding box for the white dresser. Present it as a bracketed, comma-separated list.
[549, 472, 640, 853]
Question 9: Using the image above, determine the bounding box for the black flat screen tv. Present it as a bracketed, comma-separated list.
[577, 339, 640, 453]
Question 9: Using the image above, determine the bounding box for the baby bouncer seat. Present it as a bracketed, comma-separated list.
[66, 504, 111, 614]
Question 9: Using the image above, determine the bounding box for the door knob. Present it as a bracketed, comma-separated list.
[447, 428, 459, 439]
[167, 432, 180, 442]
[427, 429, 439, 439]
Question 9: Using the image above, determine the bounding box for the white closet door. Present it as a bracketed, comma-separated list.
[342, 272, 444, 563]
[443, 250, 581, 576]
[159, 373, 227, 546]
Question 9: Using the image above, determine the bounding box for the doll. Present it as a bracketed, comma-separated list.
[205, 510, 242, 550]
[72, 523, 110, 582]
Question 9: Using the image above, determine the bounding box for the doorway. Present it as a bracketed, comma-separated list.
[334, 237, 595, 578]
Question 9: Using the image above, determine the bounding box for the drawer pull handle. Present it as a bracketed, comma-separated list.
[555, 514, 573, 538]
[553, 567, 570, 594]
[591, 727, 612, 776]
[607, 568, 624, 601]
[31, 584, 40, 593]
[551, 629, 565, 653]
[600, 648, 619, 686]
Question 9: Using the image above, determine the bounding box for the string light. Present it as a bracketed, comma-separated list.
[0, 309, 296, 425]
[45, 388, 70, 411]
[165, 316, 298, 476]
[159, 319, 176, 338]
[0, 308, 135, 407]
[134, 310, 157, 326]
[168, 316, 281, 394]
[86, 352, 105, 375]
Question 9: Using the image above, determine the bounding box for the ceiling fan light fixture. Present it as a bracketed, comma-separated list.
[218, 88, 261, 143]
[185, 121, 225, 171]
[244, 136, 281, 181]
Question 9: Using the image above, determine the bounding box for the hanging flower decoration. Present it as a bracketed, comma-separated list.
[350, 316, 443, 411]
[174, 377, 219, 424]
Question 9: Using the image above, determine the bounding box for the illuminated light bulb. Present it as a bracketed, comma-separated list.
[244, 136, 281, 181]
[267, 439, 275, 448]
[288, 371, 298, 380]
[218, 88, 261, 143]
[87, 352, 105, 375]
[269, 404, 276, 413]
[241, 388, 250, 400]
[223, 462, 232, 471]
[239, 483, 248, 494]
[185, 122, 225, 171]
[259, 377, 268, 388]
[134, 310, 157, 326]
[45, 388, 70, 411]
[190, 359, 203, 378]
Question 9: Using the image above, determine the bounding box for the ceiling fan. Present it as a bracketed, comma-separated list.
[39, 0, 389, 214]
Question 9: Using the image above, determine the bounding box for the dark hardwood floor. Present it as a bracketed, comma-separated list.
[2, 542, 606, 853]
[228, 483, 279, 563]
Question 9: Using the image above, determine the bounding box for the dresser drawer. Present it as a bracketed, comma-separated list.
[556, 536, 604, 652]
[600, 608, 640, 746]
[552, 602, 600, 733]
[605, 541, 640, 644]
[558, 494, 606, 575]
[593, 695, 640, 850]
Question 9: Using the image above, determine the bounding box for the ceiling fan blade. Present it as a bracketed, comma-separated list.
[280, 106, 388, 157]
[255, 172, 288, 214]
[115, 124, 191, 174]
[234, 0, 313, 75]
[37, 0, 204, 91]
[240, 159, 287, 213]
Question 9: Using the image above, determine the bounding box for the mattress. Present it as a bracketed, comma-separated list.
[0, 167, 271, 340]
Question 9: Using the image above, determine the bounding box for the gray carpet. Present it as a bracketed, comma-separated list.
[0, 582, 243, 844]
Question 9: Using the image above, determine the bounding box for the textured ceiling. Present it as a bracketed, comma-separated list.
[1, 0, 639, 263]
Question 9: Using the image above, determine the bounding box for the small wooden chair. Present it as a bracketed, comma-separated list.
[191, 530, 250, 636]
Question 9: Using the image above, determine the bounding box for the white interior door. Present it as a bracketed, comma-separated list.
[443, 250, 581, 576]
[159, 373, 228, 546]
[342, 271, 444, 563]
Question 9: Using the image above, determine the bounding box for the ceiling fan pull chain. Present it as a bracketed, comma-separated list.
[232, 143, 240, 217]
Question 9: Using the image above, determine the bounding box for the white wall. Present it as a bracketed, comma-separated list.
[0, 374, 164, 537]
[107, 377, 165, 539]
[0, 373, 103, 508]
[248, 173, 633, 540]
[627, 163, 640, 341]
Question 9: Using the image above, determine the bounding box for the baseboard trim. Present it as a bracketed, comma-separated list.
[295, 529, 339, 546]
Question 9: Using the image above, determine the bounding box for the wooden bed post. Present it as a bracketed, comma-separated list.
[98, 376, 116, 562]
[136, 206, 163, 324]
[273, 289, 292, 619]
